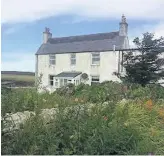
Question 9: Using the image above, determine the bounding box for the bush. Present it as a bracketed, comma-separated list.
[126, 85, 164, 100]
[1, 88, 38, 115]
[56, 83, 75, 96]
[72, 81, 125, 103]
[1, 87, 13, 117]
[2, 100, 164, 155]
[2, 82, 164, 155]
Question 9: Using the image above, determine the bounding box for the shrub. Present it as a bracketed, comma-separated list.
[126, 85, 164, 100]
[2, 100, 164, 155]
[2, 82, 164, 155]
[1, 87, 13, 117]
[56, 83, 75, 96]
[72, 81, 126, 103]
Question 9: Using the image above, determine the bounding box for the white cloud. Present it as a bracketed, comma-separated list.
[3, 27, 18, 35]
[1, 52, 35, 72]
[129, 22, 164, 48]
[2, 0, 164, 24]
[2, 24, 28, 35]
[2, 0, 164, 71]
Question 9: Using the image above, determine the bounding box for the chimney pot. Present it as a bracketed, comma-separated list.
[43, 27, 52, 43]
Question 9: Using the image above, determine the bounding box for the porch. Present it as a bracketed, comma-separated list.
[53, 71, 82, 88]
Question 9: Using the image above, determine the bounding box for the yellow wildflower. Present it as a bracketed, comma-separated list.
[159, 108, 164, 118]
[145, 99, 153, 111]
[150, 128, 157, 137]
[124, 122, 128, 127]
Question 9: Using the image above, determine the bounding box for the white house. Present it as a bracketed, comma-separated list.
[35, 15, 164, 92]
[35, 15, 129, 92]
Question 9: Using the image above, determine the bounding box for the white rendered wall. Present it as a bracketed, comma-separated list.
[37, 51, 121, 90]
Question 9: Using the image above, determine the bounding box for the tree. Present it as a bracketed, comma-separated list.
[119, 32, 164, 87]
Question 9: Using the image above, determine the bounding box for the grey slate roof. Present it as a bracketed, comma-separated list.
[157, 58, 164, 66]
[36, 31, 125, 55]
[55, 72, 82, 78]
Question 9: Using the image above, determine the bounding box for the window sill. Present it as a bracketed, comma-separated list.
[91, 64, 100, 66]
[49, 65, 55, 67]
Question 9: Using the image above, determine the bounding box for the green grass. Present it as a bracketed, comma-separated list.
[1, 74, 35, 82]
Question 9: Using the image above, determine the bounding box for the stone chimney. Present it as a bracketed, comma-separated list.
[43, 27, 52, 43]
[119, 14, 128, 36]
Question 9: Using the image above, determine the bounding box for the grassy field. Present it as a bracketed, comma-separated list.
[1, 72, 35, 87]
[1, 74, 35, 82]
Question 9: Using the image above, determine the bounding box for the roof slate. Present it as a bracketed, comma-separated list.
[157, 58, 164, 66]
[48, 31, 119, 44]
[36, 31, 125, 55]
[55, 72, 82, 78]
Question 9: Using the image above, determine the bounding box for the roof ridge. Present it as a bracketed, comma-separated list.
[51, 31, 119, 39]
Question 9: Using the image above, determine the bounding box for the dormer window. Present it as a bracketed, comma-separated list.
[49, 54, 56, 65]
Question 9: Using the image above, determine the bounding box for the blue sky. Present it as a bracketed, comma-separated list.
[1, 0, 164, 72]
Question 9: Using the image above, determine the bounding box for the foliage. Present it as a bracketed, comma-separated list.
[2, 99, 164, 155]
[120, 32, 164, 87]
[1, 82, 164, 155]
[1, 88, 38, 116]
[1, 87, 77, 116]
[2, 82, 164, 116]
[126, 84, 164, 101]
[73, 81, 126, 103]
[55, 83, 75, 96]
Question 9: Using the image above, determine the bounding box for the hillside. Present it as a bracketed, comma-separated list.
[1, 71, 35, 87]
[1, 71, 35, 76]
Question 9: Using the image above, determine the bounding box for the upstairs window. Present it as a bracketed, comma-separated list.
[70, 53, 76, 65]
[49, 75, 55, 86]
[49, 54, 56, 65]
[92, 53, 100, 65]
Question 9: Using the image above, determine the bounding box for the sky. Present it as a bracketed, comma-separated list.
[1, 0, 164, 72]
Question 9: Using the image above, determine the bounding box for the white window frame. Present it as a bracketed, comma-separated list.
[49, 54, 56, 65]
[58, 78, 70, 87]
[70, 53, 76, 65]
[55, 78, 59, 88]
[59, 79, 64, 87]
[67, 79, 72, 84]
[64, 79, 68, 86]
[75, 79, 80, 86]
[49, 75, 55, 86]
[91, 75, 100, 83]
[91, 52, 100, 65]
